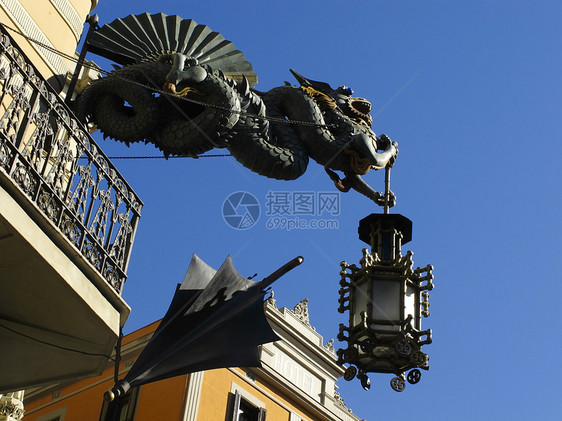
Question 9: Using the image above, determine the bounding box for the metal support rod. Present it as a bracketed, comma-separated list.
[65, 14, 98, 105]
[384, 165, 391, 214]
[113, 327, 122, 385]
[260, 256, 304, 290]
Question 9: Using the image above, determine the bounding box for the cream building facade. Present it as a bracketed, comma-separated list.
[0, 0, 98, 91]
[0, 1, 141, 418]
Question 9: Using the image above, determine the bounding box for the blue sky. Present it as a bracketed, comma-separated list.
[84, 1, 561, 420]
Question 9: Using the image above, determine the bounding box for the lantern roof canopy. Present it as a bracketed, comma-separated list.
[358, 213, 413, 246]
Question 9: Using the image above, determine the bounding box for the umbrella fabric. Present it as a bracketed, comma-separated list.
[120, 254, 280, 389]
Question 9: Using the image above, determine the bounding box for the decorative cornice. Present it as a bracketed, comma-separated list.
[0, 0, 68, 76]
[49, 0, 84, 41]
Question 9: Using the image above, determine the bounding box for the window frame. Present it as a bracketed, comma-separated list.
[230, 389, 267, 421]
[36, 407, 67, 421]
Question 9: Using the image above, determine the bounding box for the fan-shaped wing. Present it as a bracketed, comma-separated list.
[87, 13, 257, 83]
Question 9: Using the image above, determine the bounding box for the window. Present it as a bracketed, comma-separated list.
[36, 407, 66, 421]
[230, 390, 267, 421]
[99, 387, 139, 421]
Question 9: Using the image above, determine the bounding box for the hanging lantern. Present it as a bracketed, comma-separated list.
[337, 214, 434, 391]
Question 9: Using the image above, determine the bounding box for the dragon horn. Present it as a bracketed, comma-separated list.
[290, 69, 335, 94]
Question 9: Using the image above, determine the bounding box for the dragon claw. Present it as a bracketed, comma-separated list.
[373, 190, 396, 208]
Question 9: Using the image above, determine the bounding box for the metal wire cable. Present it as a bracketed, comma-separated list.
[0, 323, 115, 360]
[78, 154, 232, 160]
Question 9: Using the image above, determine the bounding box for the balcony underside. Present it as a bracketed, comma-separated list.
[0, 185, 127, 393]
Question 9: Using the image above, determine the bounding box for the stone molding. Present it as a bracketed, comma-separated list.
[0, 0, 68, 76]
[49, 0, 84, 41]
[262, 299, 363, 421]
[181, 372, 204, 421]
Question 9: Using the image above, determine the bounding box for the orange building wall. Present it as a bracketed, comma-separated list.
[24, 368, 115, 421]
[24, 317, 332, 421]
[22, 321, 187, 421]
[197, 367, 325, 421]
[23, 370, 190, 421]
[134, 375, 188, 421]
[24, 358, 324, 421]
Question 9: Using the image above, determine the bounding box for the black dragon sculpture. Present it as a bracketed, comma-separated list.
[75, 13, 398, 205]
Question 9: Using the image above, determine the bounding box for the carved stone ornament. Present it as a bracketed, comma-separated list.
[291, 298, 314, 329]
[324, 338, 335, 353]
[265, 290, 277, 308]
[0, 391, 25, 421]
[333, 386, 353, 414]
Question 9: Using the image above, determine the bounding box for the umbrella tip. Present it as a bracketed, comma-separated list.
[103, 390, 115, 402]
[103, 380, 131, 402]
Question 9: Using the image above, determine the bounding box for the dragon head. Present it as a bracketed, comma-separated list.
[163, 53, 208, 96]
[290, 69, 396, 172]
[290, 69, 373, 127]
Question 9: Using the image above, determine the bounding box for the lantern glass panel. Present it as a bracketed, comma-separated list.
[352, 280, 369, 327]
[404, 282, 417, 323]
[370, 279, 401, 323]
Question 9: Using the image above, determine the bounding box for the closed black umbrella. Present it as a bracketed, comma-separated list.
[104, 254, 303, 406]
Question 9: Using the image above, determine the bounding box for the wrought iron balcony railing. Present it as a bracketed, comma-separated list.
[0, 28, 142, 294]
